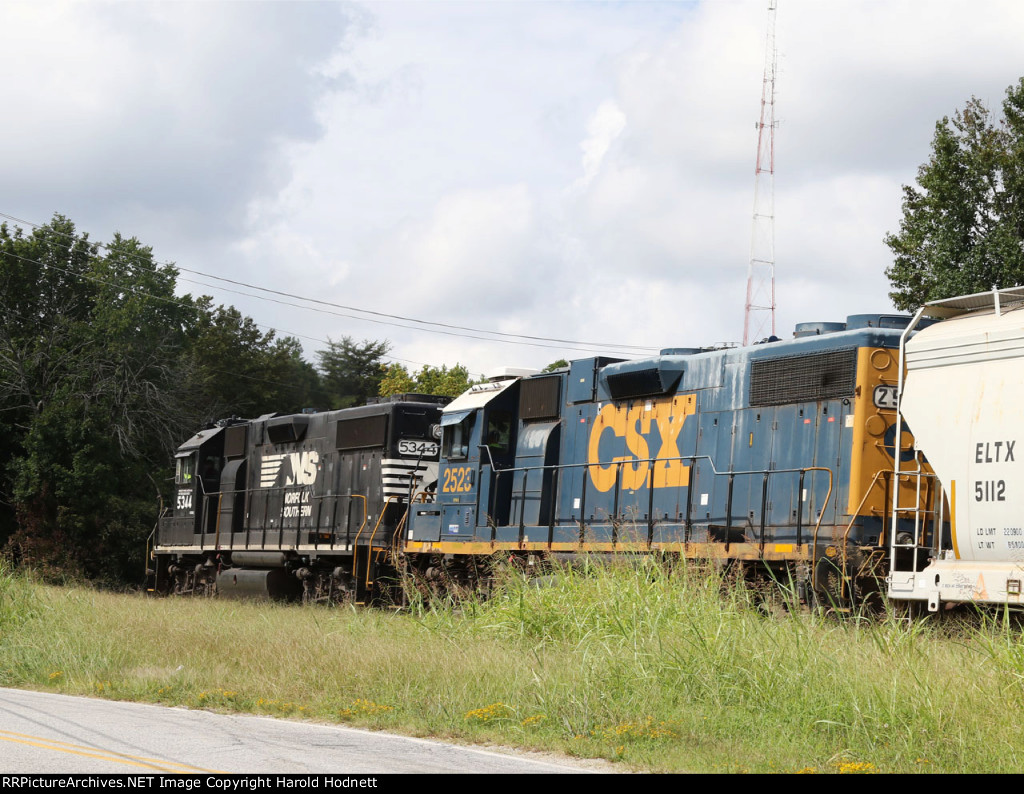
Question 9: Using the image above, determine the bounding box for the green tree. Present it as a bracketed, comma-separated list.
[414, 363, 474, 397]
[185, 304, 323, 418]
[543, 359, 569, 372]
[0, 214, 326, 583]
[317, 337, 389, 408]
[378, 362, 416, 396]
[378, 362, 477, 398]
[885, 78, 1024, 310]
[0, 216, 197, 580]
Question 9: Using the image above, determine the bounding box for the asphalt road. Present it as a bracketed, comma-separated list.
[0, 688, 602, 774]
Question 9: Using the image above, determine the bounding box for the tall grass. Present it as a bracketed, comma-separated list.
[1, 558, 1022, 772]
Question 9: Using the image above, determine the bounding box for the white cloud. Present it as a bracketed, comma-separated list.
[1, 1, 352, 245]
[4, 0, 1024, 377]
[578, 100, 627, 187]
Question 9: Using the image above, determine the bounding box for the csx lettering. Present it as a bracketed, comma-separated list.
[975, 440, 1016, 463]
[587, 395, 695, 492]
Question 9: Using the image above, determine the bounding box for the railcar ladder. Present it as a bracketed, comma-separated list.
[888, 304, 946, 603]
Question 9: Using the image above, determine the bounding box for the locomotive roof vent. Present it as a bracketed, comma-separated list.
[266, 414, 309, 444]
[793, 321, 846, 338]
[600, 358, 684, 400]
[845, 313, 913, 330]
[659, 347, 701, 356]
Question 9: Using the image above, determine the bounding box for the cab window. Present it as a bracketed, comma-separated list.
[485, 410, 512, 455]
[442, 415, 475, 460]
[175, 455, 196, 485]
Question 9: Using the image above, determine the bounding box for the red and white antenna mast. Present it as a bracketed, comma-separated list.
[743, 0, 778, 346]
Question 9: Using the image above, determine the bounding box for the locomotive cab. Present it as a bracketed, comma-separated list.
[408, 373, 528, 544]
[163, 424, 230, 543]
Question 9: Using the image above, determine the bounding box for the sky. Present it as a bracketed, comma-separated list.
[3, 0, 1024, 378]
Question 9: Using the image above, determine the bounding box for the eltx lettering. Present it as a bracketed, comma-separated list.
[975, 440, 1016, 464]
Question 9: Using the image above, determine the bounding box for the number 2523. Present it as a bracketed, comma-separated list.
[443, 467, 473, 493]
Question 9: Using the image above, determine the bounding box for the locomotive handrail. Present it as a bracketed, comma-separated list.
[348, 494, 368, 550]
[391, 510, 409, 560]
[191, 484, 368, 551]
[213, 493, 223, 550]
[820, 468, 895, 599]
[487, 453, 828, 481]
[194, 475, 219, 551]
[145, 522, 157, 586]
[407, 449, 430, 506]
[365, 496, 399, 550]
[803, 466, 835, 581]
[362, 496, 400, 593]
[482, 454, 833, 554]
[391, 490, 434, 560]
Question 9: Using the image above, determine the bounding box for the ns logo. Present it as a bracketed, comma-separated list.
[260, 450, 320, 489]
[587, 395, 695, 492]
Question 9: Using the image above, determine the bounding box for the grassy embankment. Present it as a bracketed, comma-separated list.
[2, 560, 1023, 773]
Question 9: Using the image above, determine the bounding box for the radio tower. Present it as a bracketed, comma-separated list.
[743, 0, 778, 346]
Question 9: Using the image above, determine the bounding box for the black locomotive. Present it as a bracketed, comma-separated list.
[151, 394, 447, 603]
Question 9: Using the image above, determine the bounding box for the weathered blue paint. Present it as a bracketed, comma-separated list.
[411, 316, 922, 555]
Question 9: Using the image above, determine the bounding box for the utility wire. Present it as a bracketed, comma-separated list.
[174, 270, 643, 355]
[0, 211, 657, 353]
[0, 249, 430, 378]
[2, 237, 646, 356]
[4, 242, 640, 357]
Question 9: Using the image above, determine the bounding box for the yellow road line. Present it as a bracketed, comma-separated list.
[0, 728, 220, 773]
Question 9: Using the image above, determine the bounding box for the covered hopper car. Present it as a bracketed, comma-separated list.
[887, 286, 1024, 611]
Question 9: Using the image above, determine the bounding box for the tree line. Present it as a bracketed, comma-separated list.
[0, 215, 474, 583]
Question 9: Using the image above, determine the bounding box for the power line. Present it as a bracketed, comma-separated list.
[173, 269, 644, 355]
[4, 239, 641, 358]
[0, 211, 658, 354]
[0, 248, 428, 376]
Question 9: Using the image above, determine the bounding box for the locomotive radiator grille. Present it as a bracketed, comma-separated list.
[750, 348, 857, 406]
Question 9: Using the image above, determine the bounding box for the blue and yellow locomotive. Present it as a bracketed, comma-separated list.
[403, 313, 935, 604]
